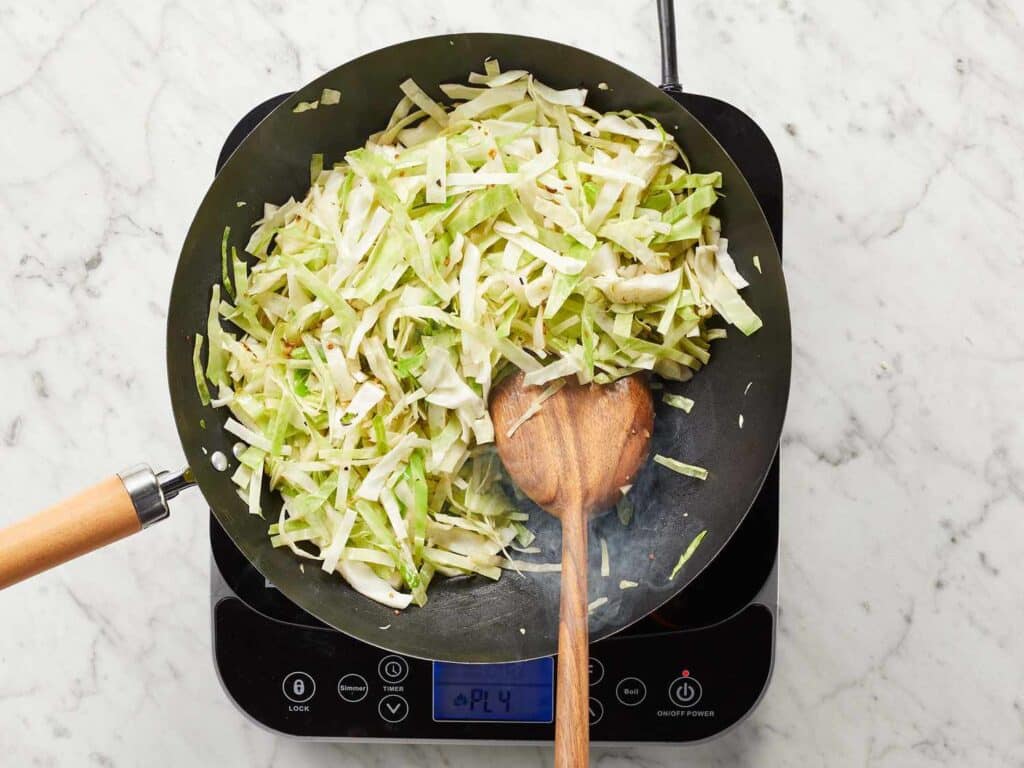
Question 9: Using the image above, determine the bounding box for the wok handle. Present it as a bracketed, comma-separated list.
[657, 0, 681, 91]
[554, 502, 590, 768]
[0, 465, 185, 589]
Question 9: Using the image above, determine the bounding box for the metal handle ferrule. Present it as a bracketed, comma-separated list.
[117, 465, 194, 528]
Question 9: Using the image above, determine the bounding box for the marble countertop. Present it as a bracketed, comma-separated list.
[1, 0, 1022, 765]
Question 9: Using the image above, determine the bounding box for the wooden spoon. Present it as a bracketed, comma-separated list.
[490, 371, 654, 768]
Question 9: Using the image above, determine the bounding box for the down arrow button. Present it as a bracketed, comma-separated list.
[378, 694, 410, 723]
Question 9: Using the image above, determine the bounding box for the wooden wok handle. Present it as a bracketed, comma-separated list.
[555, 501, 590, 768]
[0, 465, 180, 589]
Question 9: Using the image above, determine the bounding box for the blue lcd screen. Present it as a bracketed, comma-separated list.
[432, 658, 554, 722]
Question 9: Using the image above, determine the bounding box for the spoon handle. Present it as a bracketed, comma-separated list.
[554, 502, 589, 768]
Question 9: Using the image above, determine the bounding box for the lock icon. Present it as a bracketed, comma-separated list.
[283, 671, 316, 703]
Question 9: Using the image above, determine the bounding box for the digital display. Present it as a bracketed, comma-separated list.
[432, 658, 554, 723]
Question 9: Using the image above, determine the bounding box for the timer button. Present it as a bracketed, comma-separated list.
[588, 657, 605, 686]
[668, 676, 703, 708]
[282, 671, 316, 703]
[378, 655, 409, 684]
[378, 694, 410, 723]
[614, 677, 647, 706]
[337, 673, 369, 703]
[588, 697, 604, 726]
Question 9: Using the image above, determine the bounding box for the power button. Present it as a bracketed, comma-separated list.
[668, 676, 703, 708]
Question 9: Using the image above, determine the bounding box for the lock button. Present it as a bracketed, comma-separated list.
[282, 671, 316, 703]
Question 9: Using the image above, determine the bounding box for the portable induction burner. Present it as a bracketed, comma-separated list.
[210, 83, 783, 745]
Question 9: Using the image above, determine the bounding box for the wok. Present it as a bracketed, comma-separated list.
[0, 6, 790, 663]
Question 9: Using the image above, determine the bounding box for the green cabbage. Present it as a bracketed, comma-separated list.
[195, 60, 761, 609]
[662, 393, 694, 413]
[670, 530, 708, 580]
[654, 454, 709, 480]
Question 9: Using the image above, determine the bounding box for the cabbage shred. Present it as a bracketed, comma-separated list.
[195, 61, 761, 610]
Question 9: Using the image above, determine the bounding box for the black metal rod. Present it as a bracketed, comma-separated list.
[657, 0, 681, 89]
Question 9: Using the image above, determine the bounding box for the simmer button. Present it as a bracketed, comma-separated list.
[337, 673, 369, 703]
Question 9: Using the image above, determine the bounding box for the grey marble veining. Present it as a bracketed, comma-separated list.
[1, 1, 1022, 766]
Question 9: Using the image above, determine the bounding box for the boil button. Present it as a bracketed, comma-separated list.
[614, 677, 647, 706]
[669, 676, 703, 708]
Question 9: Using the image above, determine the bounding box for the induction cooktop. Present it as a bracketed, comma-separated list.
[209, 83, 783, 746]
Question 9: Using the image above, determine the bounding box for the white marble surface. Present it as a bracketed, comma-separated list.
[1, 0, 1022, 765]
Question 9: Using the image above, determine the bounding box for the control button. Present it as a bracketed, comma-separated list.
[615, 677, 647, 706]
[282, 671, 316, 703]
[337, 673, 369, 703]
[378, 694, 409, 723]
[378, 655, 409, 684]
[668, 675, 703, 708]
[588, 697, 604, 726]
[588, 657, 605, 686]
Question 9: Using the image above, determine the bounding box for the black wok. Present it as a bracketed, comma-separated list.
[0, 13, 790, 663]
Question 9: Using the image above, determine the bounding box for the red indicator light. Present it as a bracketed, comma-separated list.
[682, 669, 690, 677]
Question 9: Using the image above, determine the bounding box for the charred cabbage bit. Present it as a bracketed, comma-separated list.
[196, 60, 761, 609]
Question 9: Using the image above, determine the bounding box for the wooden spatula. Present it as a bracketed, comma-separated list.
[490, 371, 654, 768]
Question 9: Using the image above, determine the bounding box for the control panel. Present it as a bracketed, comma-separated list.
[213, 598, 772, 742]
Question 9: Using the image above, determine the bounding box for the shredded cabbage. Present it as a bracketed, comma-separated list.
[196, 61, 761, 609]
[662, 393, 694, 413]
[653, 454, 709, 480]
[504, 380, 565, 437]
[670, 529, 708, 580]
[193, 334, 211, 406]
